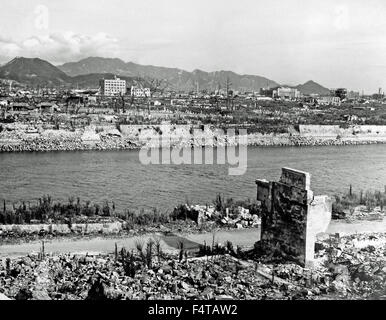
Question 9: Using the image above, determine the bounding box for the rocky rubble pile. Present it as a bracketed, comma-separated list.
[1, 232, 384, 300]
[249, 135, 385, 147]
[0, 136, 83, 152]
[0, 252, 325, 300]
[221, 207, 261, 229]
[0, 135, 139, 152]
[314, 233, 386, 299]
[180, 205, 261, 229]
[95, 136, 138, 150]
[344, 206, 385, 221]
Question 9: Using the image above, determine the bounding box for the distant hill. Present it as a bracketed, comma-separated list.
[60, 57, 128, 76]
[295, 80, 330, 96]
[59, 57, 279, 92]
[0, 58, 142, 89]
[0, 57, 70, 86]
[0, 57, 330, 94]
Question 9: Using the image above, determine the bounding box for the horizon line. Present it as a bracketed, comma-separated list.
[0, 56, 374, 93]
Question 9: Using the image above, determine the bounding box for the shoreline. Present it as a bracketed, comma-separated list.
[2, 124, 386, 153]
[1, 217, 385, 254]
[1, 136, 386, 153]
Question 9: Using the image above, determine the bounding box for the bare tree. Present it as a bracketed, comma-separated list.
[143, 77, 168, 114]
[148, 77, 168, 96]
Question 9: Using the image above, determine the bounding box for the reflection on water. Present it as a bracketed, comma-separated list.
[0, 144, 385, 211]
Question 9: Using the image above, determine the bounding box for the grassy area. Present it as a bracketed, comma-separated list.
[0, 196, 116, 225]
[1, 186, 384, 226]
[332, 185, 385, 218]
[0, 194, 260, 226]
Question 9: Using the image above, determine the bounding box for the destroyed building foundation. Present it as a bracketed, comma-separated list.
[256, 167, 332, 267]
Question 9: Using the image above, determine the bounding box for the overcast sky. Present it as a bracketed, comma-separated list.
[0, 0, 385, 93]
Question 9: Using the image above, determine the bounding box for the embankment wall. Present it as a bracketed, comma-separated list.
[0, 222, 123, 235]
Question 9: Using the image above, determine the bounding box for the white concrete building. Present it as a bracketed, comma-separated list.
[274, 87, 300, 100]
[100, 77, 127, 96]
[131, 86, 151, 97]
[317, 96, 341, 106]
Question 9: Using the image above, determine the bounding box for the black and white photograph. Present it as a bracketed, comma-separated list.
[0, 0, 385, 308]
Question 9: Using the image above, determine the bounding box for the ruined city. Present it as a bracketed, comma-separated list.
[0, 0, 385, 310]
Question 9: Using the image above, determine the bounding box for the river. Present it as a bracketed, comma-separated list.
[0, 144, 385, 211]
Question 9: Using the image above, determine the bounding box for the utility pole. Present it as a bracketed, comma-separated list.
[226, 76, 232, 111]
[120, 92, 125, 113]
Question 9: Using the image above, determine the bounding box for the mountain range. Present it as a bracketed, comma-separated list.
[0, 57, 139, 88]
[59, 57, 280, 92]
[0, 56, 330, 95]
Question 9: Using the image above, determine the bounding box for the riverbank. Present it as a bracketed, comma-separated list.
[1, 135, 386, 153]
[0, 215, 260, 246]
[1, 124, 386, 152]
[0, 196, 263, 244]
[1, 192, 384, 245]
[1, 136, 385, 153]
[2, 218, 385, 258]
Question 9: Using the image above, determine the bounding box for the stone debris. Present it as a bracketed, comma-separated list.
[0, 127, 139, 152]
[314, 233, 386, 299]
[0, 252, 321, 301]
[183, 204, 261, 229]
[1, 232, 384, 300]
[345, 206, 384, 221]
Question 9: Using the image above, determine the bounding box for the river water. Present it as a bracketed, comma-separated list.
[0, 144, 385, 211]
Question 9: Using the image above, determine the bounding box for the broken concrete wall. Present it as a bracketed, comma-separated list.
[306, 195, 333, 262]
[256, 167, 332, 267]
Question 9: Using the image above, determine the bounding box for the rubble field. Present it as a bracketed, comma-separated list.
[0, 232, 384, 300]
[0, 204, 261, 245]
